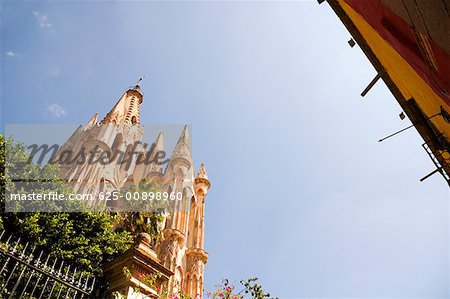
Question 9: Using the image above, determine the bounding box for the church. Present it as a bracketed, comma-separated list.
[57, 83, 210, 298]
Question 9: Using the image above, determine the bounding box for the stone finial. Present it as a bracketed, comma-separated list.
[197, 163, 208, 181]
[195, 163, 210, 190]
[85, 112, 98, 129]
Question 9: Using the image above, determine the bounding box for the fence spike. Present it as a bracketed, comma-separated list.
[57, 260, 65, 276]
[36, 251, 49, 268]
[19, 241, 29, 257]
[4, 235, 12, 246]
[0, 234, 95, 298]
[26, 245, 37, 260]
[35, 250, 44, 263]
[11, 237, 21, 253]
[77, 272, 84, 287]
[83, 276, 90, 290]
[89, 277, 96, 291]
[64, 264, 71, 280]
[50, 257, 58, 273]
[72, 268, 78, 283]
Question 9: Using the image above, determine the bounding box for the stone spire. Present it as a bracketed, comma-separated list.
[101, 84, 143, 125]
[170, 125, 193, 164]
[85, 112, 98, 129]
[153, 132, 165, 154]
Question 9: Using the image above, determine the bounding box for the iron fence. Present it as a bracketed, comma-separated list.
[0, 230, 99, 299]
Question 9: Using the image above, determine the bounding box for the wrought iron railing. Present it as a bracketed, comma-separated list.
[0, 230, 98, 299]
[421, 133, 450, 186]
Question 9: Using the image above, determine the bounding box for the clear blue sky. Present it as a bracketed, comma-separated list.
[1, 1, 449, 297]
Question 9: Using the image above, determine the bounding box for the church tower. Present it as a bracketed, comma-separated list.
[56, 82, 211, 298]
[101, 84, 143, 125]
[56, 84, 146, 202]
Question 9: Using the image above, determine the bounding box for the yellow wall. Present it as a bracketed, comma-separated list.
[339, 0, 450, 139]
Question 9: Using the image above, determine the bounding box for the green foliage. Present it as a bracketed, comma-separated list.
[117, 179, 168, 244]
[0, 134, 134, 275]
[0, 135, 277, 299]
[0, 135, 4, 231]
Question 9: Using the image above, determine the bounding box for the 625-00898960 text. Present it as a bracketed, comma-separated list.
[8, 191, 183, 201]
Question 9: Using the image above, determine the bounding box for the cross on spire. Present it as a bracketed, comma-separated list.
[136, 76, 145, 86]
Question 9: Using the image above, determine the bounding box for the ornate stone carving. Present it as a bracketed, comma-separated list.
[59, 84, 211, 298]
[186, 248, 208, 276]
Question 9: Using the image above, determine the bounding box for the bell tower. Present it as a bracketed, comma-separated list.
[58, 82, 145, 202]
[101, 84, 143, 125]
